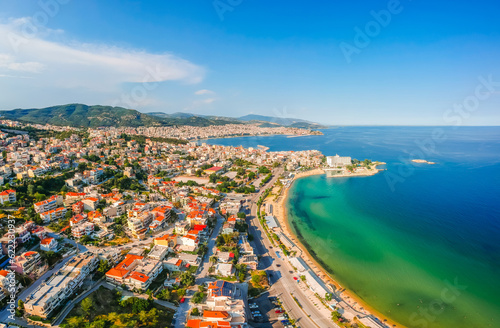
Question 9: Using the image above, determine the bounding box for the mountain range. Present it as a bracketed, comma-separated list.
[0, 104, 327, 129]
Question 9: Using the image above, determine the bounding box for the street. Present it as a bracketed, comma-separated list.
[173, 214, 223, 328]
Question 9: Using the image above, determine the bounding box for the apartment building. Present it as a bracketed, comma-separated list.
[11, 251, 42, 275]
[24, 252, 98, 318]
[127, 210, 152, 239]
[72, 222, 94, 239]
[153, 234, 177, 250]
[34, 195, 63, 213]
[105, 254, 162, 290]
[72, 201, 84, 214]
[40, 237, 58, 252]
[39, 207, 67, 224]
[82, 197, 99, 211]
[0, 189, 16, 205]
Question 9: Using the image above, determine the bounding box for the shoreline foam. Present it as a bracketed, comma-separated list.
[270, 167, 406, 328]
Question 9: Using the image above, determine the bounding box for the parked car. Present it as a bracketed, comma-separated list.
[180, 297, 185, 303]
[275, 309, 284, 314]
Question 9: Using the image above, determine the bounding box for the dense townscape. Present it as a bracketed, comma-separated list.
[0, 119, 383, 328]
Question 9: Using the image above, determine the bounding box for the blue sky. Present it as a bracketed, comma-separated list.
[0, 0, 499, 125]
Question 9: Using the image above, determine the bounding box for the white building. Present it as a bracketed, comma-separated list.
[326, 154, 352, 167]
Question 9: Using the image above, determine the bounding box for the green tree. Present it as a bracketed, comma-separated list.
[27, 184, 35, 196]
[98, 259, 112, 273]
[331, 310, 342, 321]
[66, 316, 86, 328]
[191, 291, 204, 304]
[180, 272, 195, 287]
[18, 299, 24, 311]
[81, 297, 94, 317]
[258, 166, 271, 174]
[77, 162, 87, 173]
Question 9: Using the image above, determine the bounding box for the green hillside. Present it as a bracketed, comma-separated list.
[0, 104, 234, 128]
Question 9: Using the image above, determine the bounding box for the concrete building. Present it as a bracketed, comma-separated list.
[326, 154, 352, 167]
[24, 252, 98, 318]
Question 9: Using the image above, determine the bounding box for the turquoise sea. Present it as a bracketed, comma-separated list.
[201, 127, 500, 328]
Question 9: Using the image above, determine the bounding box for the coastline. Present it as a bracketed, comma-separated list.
[271, 167, 406, 328]
[196, 131, 323, 142]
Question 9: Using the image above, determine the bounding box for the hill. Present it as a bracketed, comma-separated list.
[238, 114, 327, 128]
[0, 104, 235, 128]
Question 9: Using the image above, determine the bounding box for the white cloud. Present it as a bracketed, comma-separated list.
[201, 98, 216, 104]
[0, 54, 45, 73]
[195, 89, 215, 95]
[0, 18, 205, 108]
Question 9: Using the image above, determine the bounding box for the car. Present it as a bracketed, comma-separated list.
[275, 310, 284, 314]
[276, 264, 281, 267]
[293, 277, 298, 280]
[249, 304, 258, 309]
[180, 297, 185, 303]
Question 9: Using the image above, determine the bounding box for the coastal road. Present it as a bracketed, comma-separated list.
[246, 169, 338, 328]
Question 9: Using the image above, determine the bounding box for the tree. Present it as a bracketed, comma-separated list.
[325, 293, 332, 301]
[18, 299, 24, 311]
[192, 291, 204, 304]
[237, 212, 246, 219]
[138, 308, 159, 326]
[331, 310, 342, 321]
[258, 166, 271, 174]
[98, 259, 112, 273]
[180, 272, 195, 287]
[77, 162, 88, 173]
[66, 316, 86, 328]
[27, 184, 35, 196]
[191, 307, 200, 316]
[157, 288, 171, 301]
[81, 297, 94, 317]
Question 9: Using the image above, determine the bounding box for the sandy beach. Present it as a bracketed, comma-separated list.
[268, 166, 405, 328]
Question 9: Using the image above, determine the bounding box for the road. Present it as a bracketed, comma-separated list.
[52, 279, 105, 326]
[174, 214, 223, 328]
[246, 169, 338, 328]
